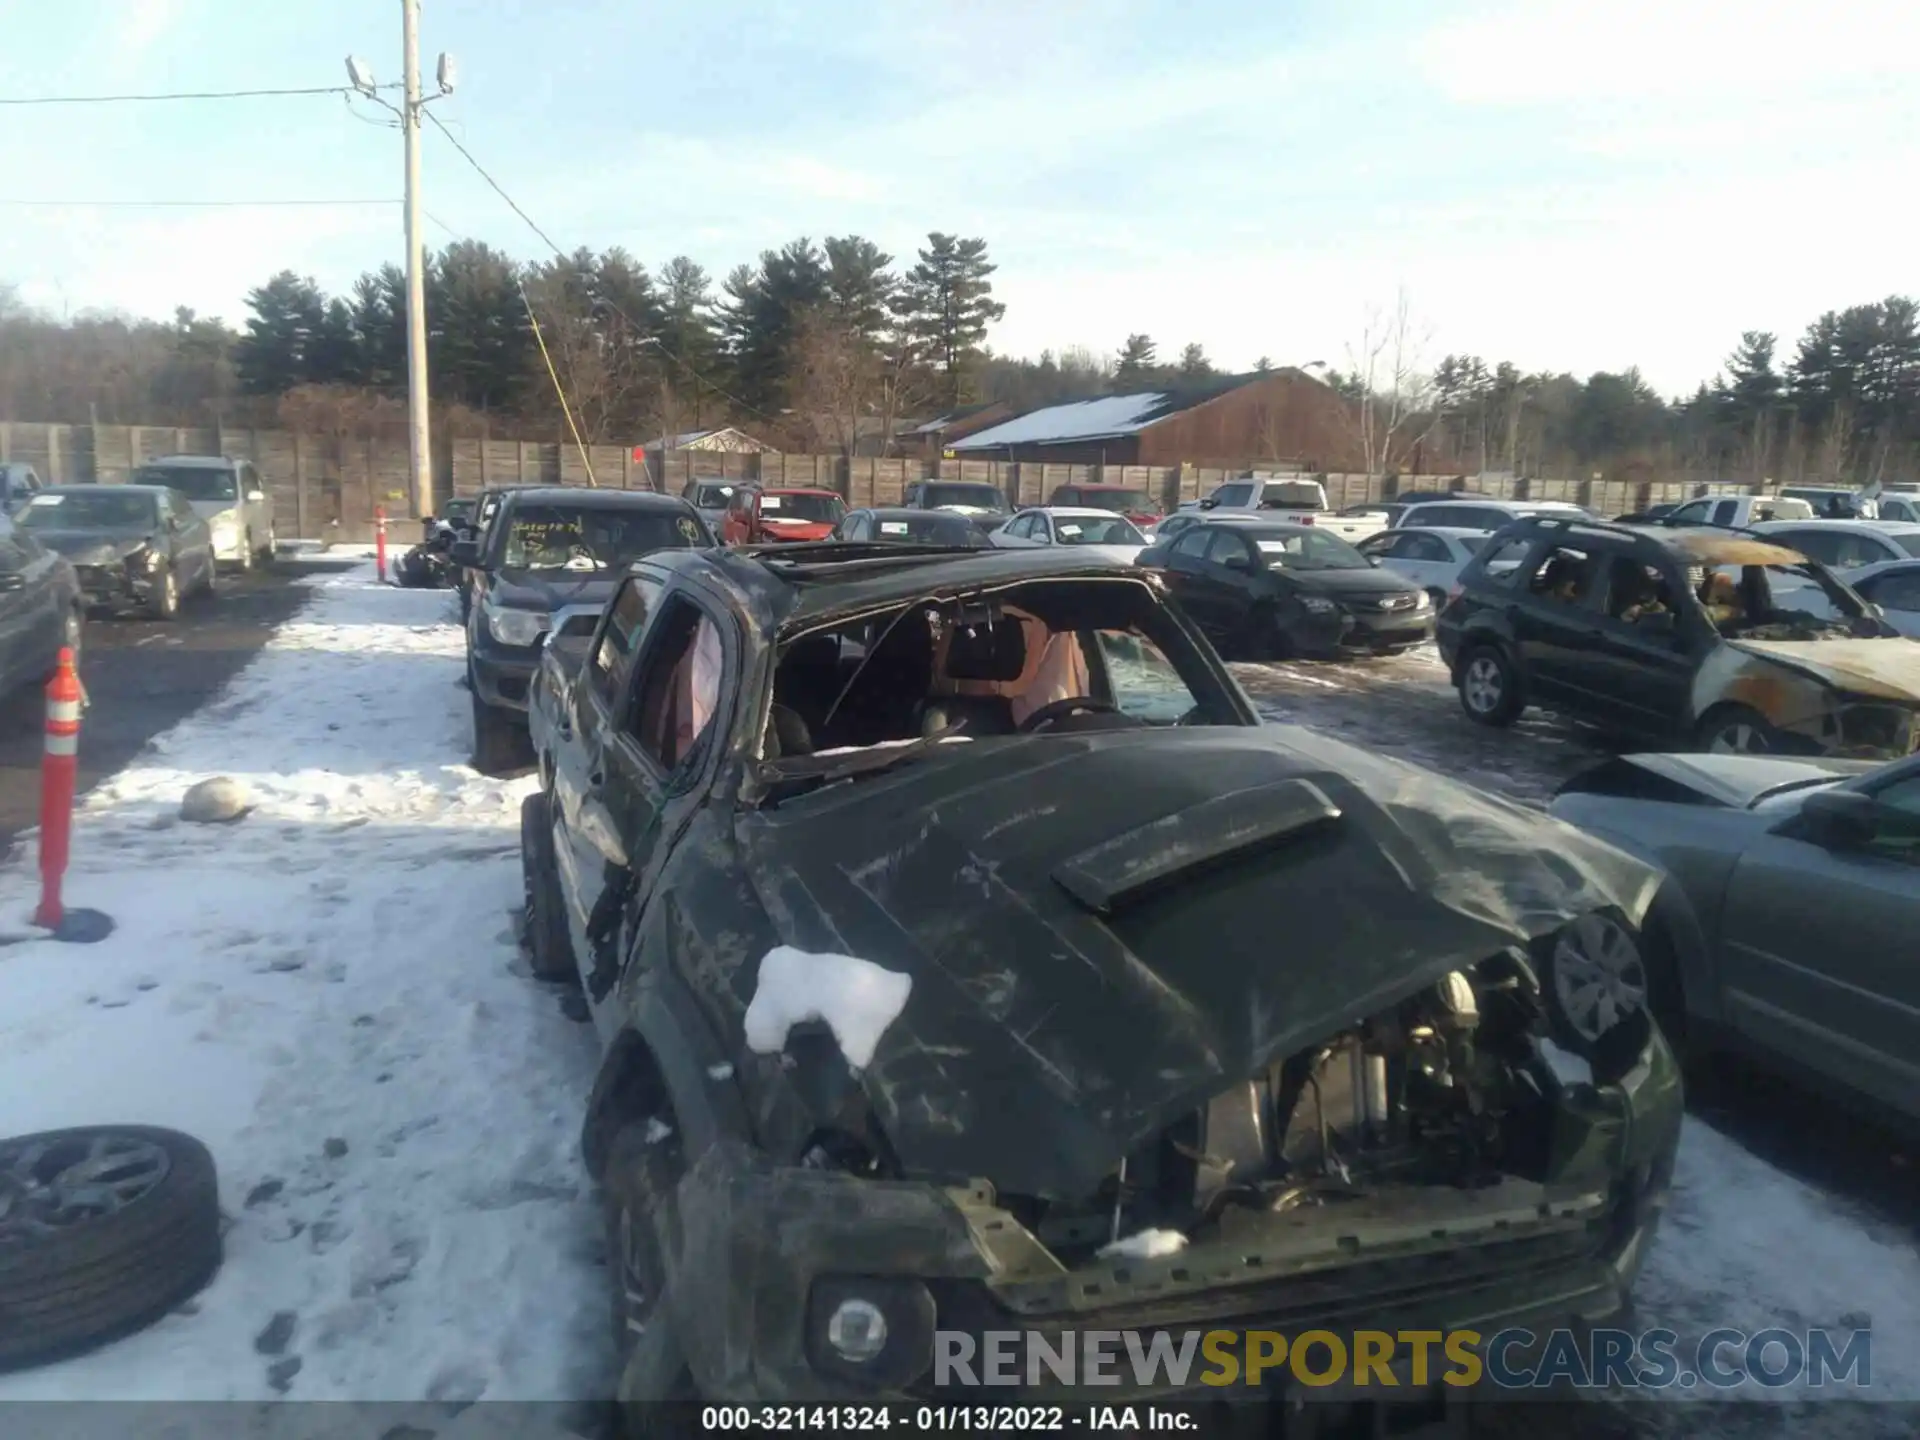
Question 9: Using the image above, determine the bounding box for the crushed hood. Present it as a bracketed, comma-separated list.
[30, 529, 153, 564]
[735, 725, 1660, 1199]
[1560, 752, 1875, 810]
[1729, 637, 1920, 703]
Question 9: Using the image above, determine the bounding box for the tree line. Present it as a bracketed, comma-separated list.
[3, 251, 1917, 483]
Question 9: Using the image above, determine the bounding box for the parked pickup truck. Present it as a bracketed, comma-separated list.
[518, 538, 1682, 1412]
[1643, 493, 1816, 529]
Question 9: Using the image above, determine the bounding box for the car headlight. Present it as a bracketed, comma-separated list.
[1299, 595, 1338, 614]
[806, 1277, 937, 1389]
[128, 544, 163, 572]
[486, 605, 548, 647]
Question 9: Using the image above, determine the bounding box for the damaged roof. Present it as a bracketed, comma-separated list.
[950, 375, 1275, 451]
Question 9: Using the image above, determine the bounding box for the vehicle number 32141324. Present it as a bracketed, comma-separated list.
[698, 1405, 1114, 1431]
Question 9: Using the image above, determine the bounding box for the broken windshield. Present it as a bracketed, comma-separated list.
[1693, 560, 1886, 640]
[501, 505, 706, 571]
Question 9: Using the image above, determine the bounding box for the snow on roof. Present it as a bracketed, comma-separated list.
[950, 378, 1258, 451]
[950, 393, 1172, 450]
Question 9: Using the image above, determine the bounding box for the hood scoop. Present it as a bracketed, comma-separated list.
[1052, 778, 1342, 917]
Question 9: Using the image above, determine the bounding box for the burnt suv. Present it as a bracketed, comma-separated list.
[1437, 516, 1920, 758]
[519, 541, 1682, 1418]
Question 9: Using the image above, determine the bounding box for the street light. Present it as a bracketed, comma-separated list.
[344, 7, 456, 521]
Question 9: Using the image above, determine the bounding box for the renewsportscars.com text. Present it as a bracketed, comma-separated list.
[934, 1326, 1871, 1391]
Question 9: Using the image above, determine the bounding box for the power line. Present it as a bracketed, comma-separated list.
[1, 198, 398, 209]
[0, 84, 394, 106]
[420, 109, 775, 427]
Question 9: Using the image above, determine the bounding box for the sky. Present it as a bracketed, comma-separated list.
[2, 0, 1916, 399]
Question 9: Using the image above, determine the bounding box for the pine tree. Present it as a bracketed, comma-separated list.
[1253, 355, 1274, 373]
[1112, 334, 1158, 391]
[899, 233, 1005, 409]
[234, 271, 327, 394]
[1177, 342, 1214, 380]
[719, 238, 828, 415]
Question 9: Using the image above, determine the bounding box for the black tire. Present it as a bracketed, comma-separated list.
[603, 1122, 701, 1430]
[202, 561, 220, 599]
[1235, 603, 1278, 662]
[520, 792, 577, 982]
[1693, 703, 1778, 756]
[0, 1125, 222, 1371]
[148, 566, 180, 621]
[469, 689, 523, 776]
[1456, 643, 1522, 727]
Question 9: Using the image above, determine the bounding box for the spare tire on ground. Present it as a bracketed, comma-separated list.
[0, 1125, 223, 1370]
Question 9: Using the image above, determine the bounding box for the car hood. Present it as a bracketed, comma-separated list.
[1061, 544, 1144, 565]
[1557, 751, 1876, 811]
[1286, 565, 1419, 596]
[758, 517, 838, 541]
[1728, 637, 1920, 703]
[932, 504, 1005, 518]
[489, 569, 620, 611]
[186, 499, 240, 520]
[30, 528, 155, 564]
[735, 725, 1660, 1199]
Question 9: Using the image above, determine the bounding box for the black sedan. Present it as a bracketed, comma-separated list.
[16, 484, 216, 620]
[831, 507, 990, 547]
[1138, 516, 1433, 659]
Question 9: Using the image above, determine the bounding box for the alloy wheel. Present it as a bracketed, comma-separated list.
[1551, 913, 1649, 1044]
[0, 1131, 172, 1241]
[1462, 656, 1504, 714]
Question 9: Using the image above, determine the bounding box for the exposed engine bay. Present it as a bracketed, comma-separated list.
[804, 953, 1571, 1265]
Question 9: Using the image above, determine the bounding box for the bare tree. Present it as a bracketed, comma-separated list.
[1341, 289, 1442, 475]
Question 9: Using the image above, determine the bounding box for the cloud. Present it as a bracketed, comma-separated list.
[102, 0, 185, 72]
[1420, 0, 1919, 106]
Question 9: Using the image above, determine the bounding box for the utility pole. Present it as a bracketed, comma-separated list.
[346, 15, 455, 522]
[401, 0, 431, 520]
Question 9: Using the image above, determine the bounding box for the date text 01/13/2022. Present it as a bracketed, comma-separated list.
[697, 1404, 1196, 1431]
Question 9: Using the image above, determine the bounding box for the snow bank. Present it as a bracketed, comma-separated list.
[742, 946, 912, 1070]
[0, 565, 608, 1407]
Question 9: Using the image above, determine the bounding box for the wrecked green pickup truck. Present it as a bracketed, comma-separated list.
[521, 540, 1683, 1421]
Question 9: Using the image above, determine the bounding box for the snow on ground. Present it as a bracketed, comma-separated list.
[0, 564, 610, 1408]
[0, 587, 1914, 1428]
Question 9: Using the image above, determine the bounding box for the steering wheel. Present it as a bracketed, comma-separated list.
[1018, 696, 1122, 733]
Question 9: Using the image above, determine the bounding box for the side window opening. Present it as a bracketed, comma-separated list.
[1711, 499, 1738, 526]
[590, 578, 660, 710]
[1475, 534, 1533, 585]
[1527, 544, 1594, 604]
[629, 598, 725, 772]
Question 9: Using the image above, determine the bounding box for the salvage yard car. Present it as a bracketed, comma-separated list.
[130, 455, 274, 570]
[831, 507, 989, 547]
[989, 506, 1150, 563]
[0, 511, 83, 695]
[721, 485, 847, 545]
[1440, 516, 1920, 758]
[519, 540, 1682, 1416]
[452, 487, 713, 773]
[899, 479, 1011, 531]
[1139, 514, 1433, 658]
[1551, 750, 1918, 1119]
[18, 484, 216, 619]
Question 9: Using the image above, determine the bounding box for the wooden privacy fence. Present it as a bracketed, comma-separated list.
[0, 420, 1773, 542]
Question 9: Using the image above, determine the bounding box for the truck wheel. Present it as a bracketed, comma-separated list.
[519, 793, 577, 982]
[469, 691, 523, 776]
[0, 1125, 223, 1370]
[1456, 645, 1522, 727]
[603, 1122, 702, 1431]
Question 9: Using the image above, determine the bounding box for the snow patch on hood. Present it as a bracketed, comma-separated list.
[742, 946, 912, 1071]
[1098, 1228, 1189, 1260]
